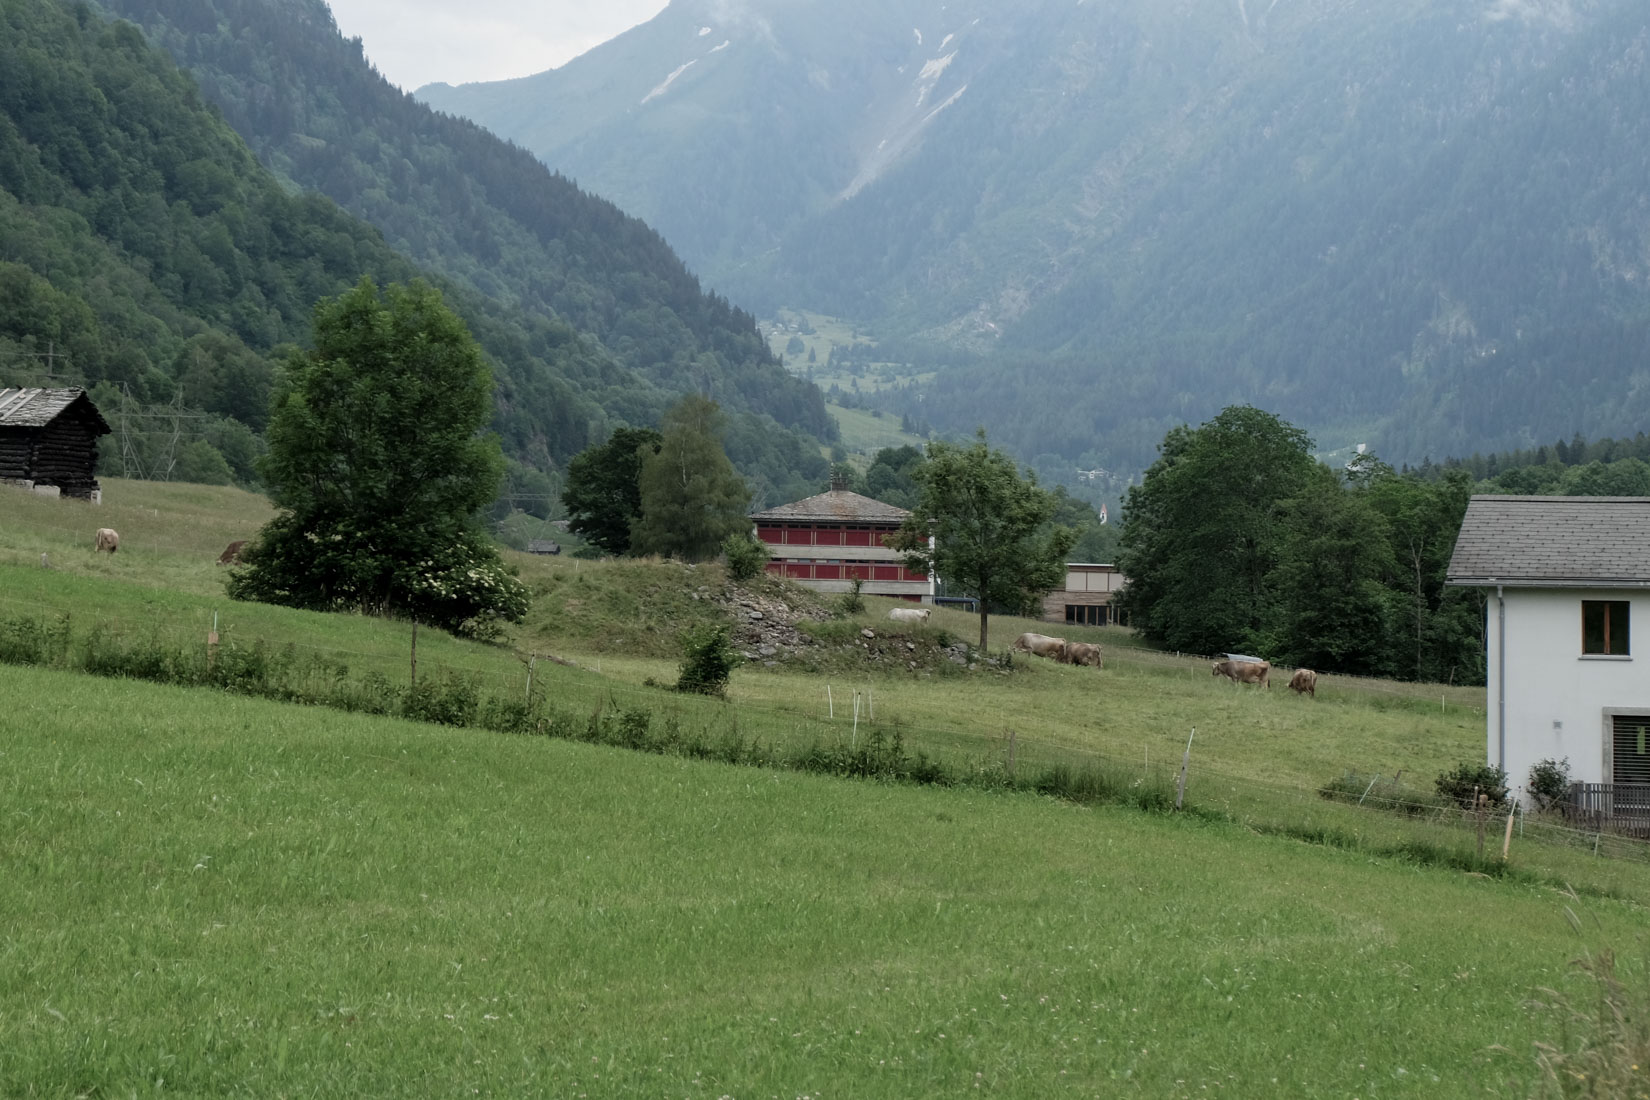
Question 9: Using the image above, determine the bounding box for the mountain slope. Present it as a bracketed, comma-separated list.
[422, 0, 1650, 471]
[102, 0, 835, 460]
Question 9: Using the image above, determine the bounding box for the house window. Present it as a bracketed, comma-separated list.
[1583, 600, 1631, 656]
[1611, 715, 1650, 784]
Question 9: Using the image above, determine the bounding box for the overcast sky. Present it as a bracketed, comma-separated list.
[326, 0, 670, 91]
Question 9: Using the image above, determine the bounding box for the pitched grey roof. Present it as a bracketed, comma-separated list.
[750, 489, 910, 524]
[1447, 496, 1650, 587]
[0, 388, 111, 433]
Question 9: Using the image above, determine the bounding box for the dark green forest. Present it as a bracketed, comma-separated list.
[1116, 408, 1485, 685]
[0, 0, 833, 506]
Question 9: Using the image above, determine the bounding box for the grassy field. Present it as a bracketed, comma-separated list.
[3, 662, 1643, 1097]
[5, 480, 1648, 896]
[826, 402, 931, 461]
[8, 479, 1650, 1093]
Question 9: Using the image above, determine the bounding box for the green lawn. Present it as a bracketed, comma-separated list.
[1, 663, 1640, 1096]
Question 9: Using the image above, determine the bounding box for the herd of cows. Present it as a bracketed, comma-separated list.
[886, 608, 1319, 695]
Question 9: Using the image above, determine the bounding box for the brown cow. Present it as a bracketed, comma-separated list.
[1013, 632, 1068, 661]
[1063, 642, 1103, 668]
[1213, 659, 1270, 688]
[93, 528, 119, 553]
[217, 540, 248, 565]
[1288, 668, 1318, 697]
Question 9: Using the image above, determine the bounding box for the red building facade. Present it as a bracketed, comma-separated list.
[750, 481, 933, 601]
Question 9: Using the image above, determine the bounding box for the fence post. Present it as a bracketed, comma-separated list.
[525, 655, 536, 705]
[1474, 788, 1486, 859]
[827, 684, 833, 719]
[1501, 799, 1516, 861]
[1358, 774, 1381, 805]
[410, 619, 418, 687]
[1007, 729, 1017, 778]
[1175, 727, 1196, 811]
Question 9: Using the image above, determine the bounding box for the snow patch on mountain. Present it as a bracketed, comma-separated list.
[923, 82, 967, 124]
[641, 59, 698, 105]
[919, 52, 956, 82]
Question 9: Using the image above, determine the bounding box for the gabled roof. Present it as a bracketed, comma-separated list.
[750, 489, 910, 525]
[0, 388, 111, 434]
[1447, 495, 1650, 588]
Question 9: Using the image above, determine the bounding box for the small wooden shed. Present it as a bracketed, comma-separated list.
[0, 387, 112, 501]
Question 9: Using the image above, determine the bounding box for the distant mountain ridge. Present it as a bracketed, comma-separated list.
[422, 0, 1650, 472]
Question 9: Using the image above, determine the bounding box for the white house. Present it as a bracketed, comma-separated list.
[1447, 495, 1650, 807]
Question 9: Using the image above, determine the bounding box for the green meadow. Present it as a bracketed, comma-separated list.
[3, 479, 1650, 1094]
[2, 663, 1642, 1097]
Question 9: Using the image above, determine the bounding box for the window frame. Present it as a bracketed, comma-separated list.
[1582, 599, 1631, 657]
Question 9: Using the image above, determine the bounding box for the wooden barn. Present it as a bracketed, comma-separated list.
[0, 387, 112, 501]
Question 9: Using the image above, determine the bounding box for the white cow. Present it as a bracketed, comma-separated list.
[887, 607, 932, 625]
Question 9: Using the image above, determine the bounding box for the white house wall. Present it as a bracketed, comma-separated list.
[1491, 587, 1650, 802]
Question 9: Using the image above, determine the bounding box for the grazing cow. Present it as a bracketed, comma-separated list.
[217, 540, 248, 566]
[1063, 642, 1103, 668]
[1288, 668, 1318, 697]
[1212, 658, 1270, 688]
[94, 528, 119, 553]
[887, 607, 932, 625]
[1013, 632, 1068, 661]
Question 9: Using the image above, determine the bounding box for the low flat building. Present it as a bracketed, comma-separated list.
[1042, 563, 1127, 626]
[751, 476, 932, 601]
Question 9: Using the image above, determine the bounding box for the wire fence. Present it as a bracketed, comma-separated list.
[3, 591, 1644, 871]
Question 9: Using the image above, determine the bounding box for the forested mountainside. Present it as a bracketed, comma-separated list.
[424, 0, 1650, 475]
[99, 0, 835, 468]
[0, 0, 829, 507]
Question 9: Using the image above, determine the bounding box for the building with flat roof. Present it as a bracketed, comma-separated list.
[751, 476, 932, 601]
[1042, 563, 1127, 626]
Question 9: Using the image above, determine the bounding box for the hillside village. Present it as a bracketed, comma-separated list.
[8, 0, 1650, 1095]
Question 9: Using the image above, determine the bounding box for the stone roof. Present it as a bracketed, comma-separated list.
[1447, 495, 1650, 588]
[0, 388, 111, 433]
[750, 489, 910, 525]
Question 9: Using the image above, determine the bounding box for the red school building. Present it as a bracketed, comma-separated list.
[750, 479, 933, 601]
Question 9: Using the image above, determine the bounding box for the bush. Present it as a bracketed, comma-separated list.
[722, 532, 769, 581]
[676, 623, 740, 696]
[839, 576, 865, 615]
[1435, 761, 1509, 809]
[1529, 757, 1573, 811]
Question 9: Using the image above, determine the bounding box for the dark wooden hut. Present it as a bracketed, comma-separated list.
[0, 388, 112, 501]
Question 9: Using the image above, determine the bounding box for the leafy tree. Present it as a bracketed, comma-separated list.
[722, 531, 769, 581]
[561, 427, 663, 556]
[1264, 464, 1394, 675]
[676, 623, 740, 696]
[891, 432, 1075, 650]
[863, 444, 924, 508]
[1115, 407, 1318, 655]
[227, 278, 527, 634]
[631, 396, 752, 561]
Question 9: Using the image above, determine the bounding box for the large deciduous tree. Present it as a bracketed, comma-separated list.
[1115, 406, 1318, 655]
[227, 278, 527, 634]
[630, 395, 752, 561]
[891, 432, 1075, 651]
[561, 426, 664, 556]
